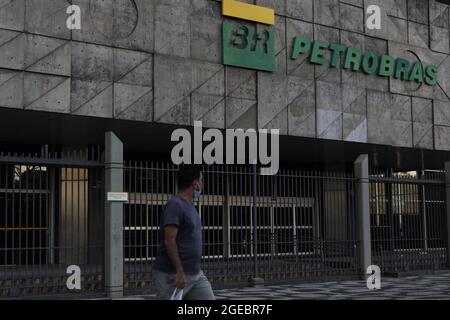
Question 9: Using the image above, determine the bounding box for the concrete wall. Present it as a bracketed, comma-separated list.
[1, 0, 450, 151]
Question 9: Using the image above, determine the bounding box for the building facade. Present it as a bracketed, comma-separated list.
[0, 0, 450, 298]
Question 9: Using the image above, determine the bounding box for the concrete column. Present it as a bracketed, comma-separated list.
[354, 154, 371, 275]
[444, 163, 450, 267]
[105, 132, 124, 298]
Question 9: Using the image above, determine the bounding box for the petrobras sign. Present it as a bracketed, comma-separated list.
[221, 1, 438, 87]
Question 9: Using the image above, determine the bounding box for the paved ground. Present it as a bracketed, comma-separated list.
[120, 272, 450, 300]
[214, 273, 450, 300]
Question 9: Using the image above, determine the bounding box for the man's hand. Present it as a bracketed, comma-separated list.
[176, 271, 187, 289]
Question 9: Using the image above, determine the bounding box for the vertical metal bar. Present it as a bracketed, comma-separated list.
[144, 161, 149, 280]
[252, 164, 258, 280]
[430, 180, 435, 253]
[420, 173, 427, 253]
[18, 166, 22, 268]
[62, 167, 66, 271]
[293, 171, 298, 262]
[149, 162, 154, 271]
[48, 167, 54, 266]
[99, 167, 104, 287]
[400, 179, 406, 268]
[224, 167, 230, 276]
[429, 181, 436, 265]
[238, 166, 244, 277]
[239, 165, 244, 278]
[11, 165, 16, 270]
[211, 167, 215, 270]
[336, 171, 341, 274]
[410, 180, 415, 266]
[242, 165, 246, 279]
[445, 162, 450, 265]
[404, 181, 410, 269]
[316, 170, 322, 274]
[38, 168, 42, 267]
[409, 181, 415, 265]
[145, 161, 153, 272]
[310, 170, 315, 275]
[133, 160, 137, 283]
[32, 167, 36, 268]
[405, 181, 412, 266]
[11, 165, 16, 293]
[139, 161, 143, 280]
[3, 165, 9, 277]
[427, 181, 433, 253]
[31, 165, 36, 292]
[25, 166, 29, 268]
[300, 170, 305, 271]
[335, 172, 340, 274]
[396, 178, 402, 268]
[4, 166, 7, 268]
[387, 171, 394, 269]
[412, 181, 418, 266]
[77, 167, 81, 282]
[283, 172, 287, 268]
[70, 167, 74, 269]
[268, 173, 272, 275]
[84, 167, 89, 289]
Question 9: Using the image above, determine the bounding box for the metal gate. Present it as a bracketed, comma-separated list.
[123, 162, 360, 293]
[370, 169, 448, 273]
[2, 150, 449, 298]
[0, 148, 105, 298]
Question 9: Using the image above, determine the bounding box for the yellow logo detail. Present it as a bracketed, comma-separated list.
[222, 0, 275, 25]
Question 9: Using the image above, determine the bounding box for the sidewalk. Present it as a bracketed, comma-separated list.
[116, 272, 450, 300]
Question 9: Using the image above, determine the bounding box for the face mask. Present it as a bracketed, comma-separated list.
[193, 188, 202, 200]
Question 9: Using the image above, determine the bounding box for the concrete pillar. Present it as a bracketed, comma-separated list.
[105, 132, 124, 298]
[354, 154, 371, 275]
[444, 163, 450, 267]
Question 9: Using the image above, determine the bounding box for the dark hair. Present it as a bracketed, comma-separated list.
[177, 165, 202, 190]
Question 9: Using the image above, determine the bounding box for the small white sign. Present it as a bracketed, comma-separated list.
[107, 192, 129, 203]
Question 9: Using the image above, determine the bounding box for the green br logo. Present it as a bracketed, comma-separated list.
[223, 22, 276, 72]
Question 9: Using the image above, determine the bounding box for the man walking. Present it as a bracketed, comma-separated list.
[152, 165, 215, 300]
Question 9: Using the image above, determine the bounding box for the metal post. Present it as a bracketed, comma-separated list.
[105, 132, 124, 298]
[250, 164, 263, 286]
[354, 154, 372, 276]
[444, 162, 450, 267]
[420, 171, 429, 252]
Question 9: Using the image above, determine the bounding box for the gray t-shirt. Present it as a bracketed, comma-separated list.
[153, 195, 203, 275]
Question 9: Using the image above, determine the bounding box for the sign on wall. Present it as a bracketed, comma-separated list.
[221, 0, 277, 72]
[220, 0, 438, 87]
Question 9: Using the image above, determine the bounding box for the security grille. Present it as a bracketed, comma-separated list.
[370, 169, 448, 273]
[0, 148, 105, 298]
[123, 162, 360, 292]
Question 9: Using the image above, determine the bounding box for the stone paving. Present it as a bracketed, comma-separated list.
[121, 273, 450, 300]
[213, 273, 450, 300]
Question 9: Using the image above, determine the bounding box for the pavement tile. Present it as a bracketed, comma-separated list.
[126, 273, 450, 300]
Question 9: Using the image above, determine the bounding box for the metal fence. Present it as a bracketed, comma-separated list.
[1, 150, 449, 299]
[123, 162, 360, 293]
[369, 169, 448, 273]
[0, 148, 105, 298]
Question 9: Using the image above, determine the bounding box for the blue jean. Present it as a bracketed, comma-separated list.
[152, 269, 216, 300]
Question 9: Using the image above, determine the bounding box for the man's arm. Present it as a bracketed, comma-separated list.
[164, 225, 187, 289]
